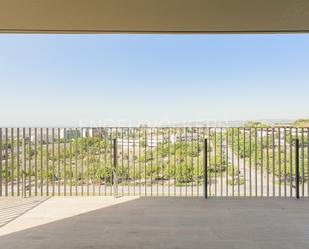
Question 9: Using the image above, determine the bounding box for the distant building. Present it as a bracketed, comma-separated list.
[30, 134, 53, 143]
[82, 128, 108, 138]
[60, 129, 81, 139]
[147, 136, 164, 147]
[147, 134, 180, 147]
[117, 139, 140, 147]
[184, 133, 198, 141]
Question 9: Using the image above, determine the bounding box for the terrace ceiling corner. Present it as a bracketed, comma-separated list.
[0, 0, 309, 33]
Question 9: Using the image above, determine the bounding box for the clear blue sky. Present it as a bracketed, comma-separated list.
[0, 34, 308, 127]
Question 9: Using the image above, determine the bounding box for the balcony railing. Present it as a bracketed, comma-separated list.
[0, 127, 307, 197]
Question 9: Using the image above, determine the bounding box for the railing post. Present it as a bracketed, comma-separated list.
[113, 138, 118, 197]
[204, 139, 208, 199]
[295, 138, 299, 199]
[22, 137, 26, 198]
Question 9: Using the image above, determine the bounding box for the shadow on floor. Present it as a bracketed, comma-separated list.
[0, 197, 309, 249]
[0, 197, 49, 228]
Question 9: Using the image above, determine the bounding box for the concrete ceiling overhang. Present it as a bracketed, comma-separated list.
[0, 0, 309, 33]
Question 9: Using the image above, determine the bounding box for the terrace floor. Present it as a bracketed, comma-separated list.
[0, 197, 308, 249]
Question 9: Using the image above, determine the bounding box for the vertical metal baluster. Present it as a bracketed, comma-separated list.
[102, 128, 105, 195]
[113, 137, 118, 197]
[205, 128, 209, 196]
[278, 128, 281, 197]
[197, 128, 200, 196]
[17, 128, 20, 196]
[220, 128, 223, 196]
[150, 128, 153, 196]
[34, 128, 37, 196]
[295, 128, 299, 197]
[185, 127, 188, 196]
[214, 128, 217, 196]
[179, 128, 182, 196]
[64, 128, 67, 196]
[206, 128, 209, 196]
[161, 128, 165, 196]
[284, 128, 287, 197]
[47, 128, 55, 196]
[296, 137, 300, 199]
[243, 128, 246, 196]
[93, 128, 96, 195]
[87, 128, 89, 196]
[116, 128, 119, 196]
[6, 128, 10, 196]
[191, 128, 194, 196]
[92, 128, 95, 195]
[157, 128, 159, 196]
[151, 128, 154, 195]
[290, 128, 293, 197]
[58, 128, 61, 196]
[161, 128, 164, 196]
[307, 128, 309, 197]
[108, 128, 111, 195]
[75, 128, 83, 195]
[231, 128, 234, 196]
[121, 127, 130, 195]
[174, 128, 176, 196]
[46, 128, 49, 196]
[22, 129, 26, 198]
[202, 128, 205, 196]
[75, 128, 78, 196]
[143, 128, 146, 196]
[272, 128, 275, 197]
[0, 128, 2, 196]
[204, 138, 208, 199]
[70, 128, 72, 196]
[133, 128, 136, 196]
[249, 128, 252, 196]
[226, 128, 229, 196]
[209, 128, 212, 196]
[168, 128, 171, 196]
[81, 128, 84, 196]
[127, 128, 129, 195]
[117, 128, 121, 195]
[237, 128, 240, 196]
[98, 128, 101, 196]
[5, 128, 8, 196]
[112, 128, 116, 194]
[137, 127, 141, 195]
[254, 128, 257, 196]
[260, 128, 263, 197]
[96, 128, 100, 195]
[51, 128, 55, 196]
[162, 128, 165, 196]
[122, 128, 125, 195]
[266, 128, 269, 197]
[160, 128, 162, 195]
[104, 129, 107, 196]
[201, 128, 204, 196]
[301, 128, 304, 197]
[110, 128, 113, 196]
[11, 128, 14, 196]
[121, 128, 124, 196]
[138, 128, 141, 195]
[40, 128, 43, 196]
[28, 128, 31, 197]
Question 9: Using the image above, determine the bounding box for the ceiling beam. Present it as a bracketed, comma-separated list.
[0, 0, 309, 33]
